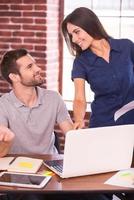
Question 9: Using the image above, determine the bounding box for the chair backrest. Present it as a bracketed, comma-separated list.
[54, 132, 60, 153]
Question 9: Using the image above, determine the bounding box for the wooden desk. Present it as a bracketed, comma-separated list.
[0, 154, 134, 194]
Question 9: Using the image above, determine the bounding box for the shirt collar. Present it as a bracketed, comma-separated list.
[83, 49, 97, 66]
[108, 38, 121, 52]
[84, 38, 121, 66]
[10, 86, 43, 108]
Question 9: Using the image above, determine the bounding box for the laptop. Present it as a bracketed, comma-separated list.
[43, 124, 134, 178]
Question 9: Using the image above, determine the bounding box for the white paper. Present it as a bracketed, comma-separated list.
[105, 168, 134, 188]
[114, 100, 134, 121]
[0, 157, 14, 170]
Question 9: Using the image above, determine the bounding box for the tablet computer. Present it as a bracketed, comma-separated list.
[0, 172, 51, 188]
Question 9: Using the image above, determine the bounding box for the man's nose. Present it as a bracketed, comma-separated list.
[34, 64, 41, 72]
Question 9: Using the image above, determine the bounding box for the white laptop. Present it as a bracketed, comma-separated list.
[43, 125, 134, 178]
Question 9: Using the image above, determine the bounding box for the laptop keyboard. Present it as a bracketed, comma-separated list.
[44, 159, 63, 173]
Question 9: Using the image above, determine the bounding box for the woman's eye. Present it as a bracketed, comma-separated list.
[75, 30, 80, 34]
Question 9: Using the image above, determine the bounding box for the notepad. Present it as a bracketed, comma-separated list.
[7, 157, 43, 173]
[0, 157, 14, 170]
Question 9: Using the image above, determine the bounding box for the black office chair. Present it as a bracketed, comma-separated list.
[54, 132, 60, 154]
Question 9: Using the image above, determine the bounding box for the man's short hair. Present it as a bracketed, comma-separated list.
[0, 48, 28, 84]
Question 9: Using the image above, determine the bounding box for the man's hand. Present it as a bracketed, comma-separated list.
[0, 125, 15, 157]
[0, 125, 14, 142]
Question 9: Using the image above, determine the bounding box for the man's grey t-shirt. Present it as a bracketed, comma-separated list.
[0, 87, 71, 154]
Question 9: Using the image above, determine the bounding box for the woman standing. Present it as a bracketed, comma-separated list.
[62, 7, 134, 129]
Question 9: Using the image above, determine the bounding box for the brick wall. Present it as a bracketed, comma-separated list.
[0, 0, 62, 94]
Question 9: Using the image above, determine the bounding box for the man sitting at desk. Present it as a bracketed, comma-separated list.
[0, 48, 73, 156]
[0, 49, 112, 200]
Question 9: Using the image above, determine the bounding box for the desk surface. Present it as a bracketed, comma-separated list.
[0, 154, 134, 194]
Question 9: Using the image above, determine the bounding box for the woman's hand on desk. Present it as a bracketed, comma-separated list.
[73, 120, 85, 129]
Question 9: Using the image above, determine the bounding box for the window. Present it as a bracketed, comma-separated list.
[62, 0, 134, 109]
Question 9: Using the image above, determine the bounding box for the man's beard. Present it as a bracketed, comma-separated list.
[20, 76, 45, 87]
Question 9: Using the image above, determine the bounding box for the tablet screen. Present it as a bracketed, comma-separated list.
[0, 173, 44, 185]
[0, 172, 51, 188]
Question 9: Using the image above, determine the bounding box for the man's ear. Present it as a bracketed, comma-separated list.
[9, 73, 20, 83]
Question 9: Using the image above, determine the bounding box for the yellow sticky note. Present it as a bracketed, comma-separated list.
[38, 170, 54, 176]
[18, 162, 33, 168]
[44, 171, 54, 176]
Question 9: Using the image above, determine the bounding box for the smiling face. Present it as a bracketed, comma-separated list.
[67, 22, 94, 51]
[15, 54, 44, 87]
